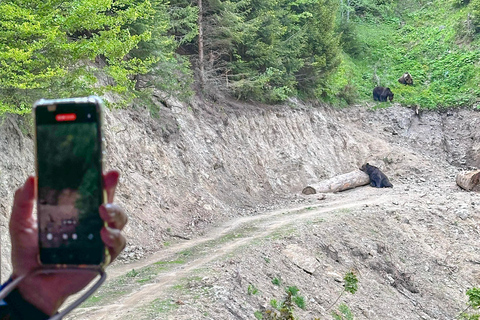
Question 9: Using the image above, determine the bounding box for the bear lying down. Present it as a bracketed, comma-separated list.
[360, 163, 393, 188]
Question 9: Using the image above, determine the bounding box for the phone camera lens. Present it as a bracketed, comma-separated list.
[87, 113, 91, 118]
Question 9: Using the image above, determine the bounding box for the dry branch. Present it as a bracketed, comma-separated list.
[456, 170, 480, 191]
[302, 170, 370, 194]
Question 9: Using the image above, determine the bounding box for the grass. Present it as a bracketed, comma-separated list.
[137, 271, 220, 319]
[333, 0, 480, 108]
[155, 259, 185, 265]
[80, 259, 189, 308]
[217, 232, 245, 244]
[338, 208, 352, 214]
[82, 285, 129, 308]
[266, 226, 299, 240]
[142, 298, 179, 318]
[306, 217, 326, 225]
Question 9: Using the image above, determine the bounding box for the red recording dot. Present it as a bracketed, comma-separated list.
[55, 113, 77, 121]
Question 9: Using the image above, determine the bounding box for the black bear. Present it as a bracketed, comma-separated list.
[398, 72, 413, 85]
[360, 163, 393, 188]
[373, 87, 394, 102]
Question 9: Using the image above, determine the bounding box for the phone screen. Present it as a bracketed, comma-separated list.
[35, 100, 105, 265]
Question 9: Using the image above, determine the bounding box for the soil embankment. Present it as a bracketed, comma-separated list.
[1, 99, 480, 319]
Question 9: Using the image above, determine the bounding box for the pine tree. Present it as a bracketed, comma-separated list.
[0, 0, 181, 113]
[186, 0, 341, 101]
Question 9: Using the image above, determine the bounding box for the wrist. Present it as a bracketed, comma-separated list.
[0, 276, 13, 306]
[1, 277, 51, 320]
[15, 279, 65, 316]
[4, 288, 51, 319]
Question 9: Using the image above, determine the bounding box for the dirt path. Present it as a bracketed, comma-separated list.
[67, 187, 396, 319]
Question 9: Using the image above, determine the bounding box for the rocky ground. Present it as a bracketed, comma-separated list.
[68, 160, 480, 319]
[2, 98, 480, 319]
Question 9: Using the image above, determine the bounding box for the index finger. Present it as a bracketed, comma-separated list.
[103, 170, 120, 203]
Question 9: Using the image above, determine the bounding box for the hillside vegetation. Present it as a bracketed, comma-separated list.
[0, 0, 479, 114]
[335, 0, 480, 108]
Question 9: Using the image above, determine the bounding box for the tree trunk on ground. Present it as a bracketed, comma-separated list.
[456, 170, 480, 191]
[302, 170, 370, 194]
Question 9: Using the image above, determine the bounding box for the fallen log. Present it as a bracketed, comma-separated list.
[456, 170, 480, 191]
[302, 170, 370, 194]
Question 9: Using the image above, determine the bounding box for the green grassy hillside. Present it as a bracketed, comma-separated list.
[331, 0, 480, 109]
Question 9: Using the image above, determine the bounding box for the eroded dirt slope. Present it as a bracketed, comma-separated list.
[1, 98, 480, 319]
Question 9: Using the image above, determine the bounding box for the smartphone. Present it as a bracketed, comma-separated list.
[34, 96, 107, 266]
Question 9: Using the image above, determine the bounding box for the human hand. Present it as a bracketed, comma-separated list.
[9, 170, 127, 315]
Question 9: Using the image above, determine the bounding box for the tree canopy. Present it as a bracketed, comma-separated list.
[0, 0, 182, 113]
[1, 0, 480, 113]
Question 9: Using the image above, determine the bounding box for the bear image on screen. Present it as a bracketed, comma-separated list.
[37, 121, 104, 264]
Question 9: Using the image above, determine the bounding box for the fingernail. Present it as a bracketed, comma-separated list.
[24, 176, 35, 196]
[105, 203, 115, 217]
[106, 226, 119, 239]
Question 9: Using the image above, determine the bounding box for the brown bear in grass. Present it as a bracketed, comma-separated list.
[360, 163, 393, 188]
[373, 86, 394, 102]
[398, 72, 413, 85]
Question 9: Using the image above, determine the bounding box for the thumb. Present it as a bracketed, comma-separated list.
[10, 176, 39, 275]
[10, 176, 36, 230]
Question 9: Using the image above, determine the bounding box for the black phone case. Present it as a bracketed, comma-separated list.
[33, 96, 108, 266]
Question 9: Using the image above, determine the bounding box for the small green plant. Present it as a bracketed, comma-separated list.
[270, 299, 279, 309]
[326, 271, 358, 316]
[344, 272, 358, 294]
[459, 287, 480, 319]
[286, 286, 299, 297]
[292, 295, 305, 310]
[332, 303, 354, 320]
[272, 277, 282, 286]
[248, 284, 259, 295]
[467, 288, 480, 309]
[254, 311, 264, 319]
[255, 285, 306, 319]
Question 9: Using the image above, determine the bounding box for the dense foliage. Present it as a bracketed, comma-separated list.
[0, 0, 186, 114]
[206, 0, 341, 102]
[1, 0, 480, 114]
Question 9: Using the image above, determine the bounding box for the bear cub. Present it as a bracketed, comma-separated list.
[373, 87, 394, 102]
[360, 163, 393, 188]
[398, 72, 413, 85]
